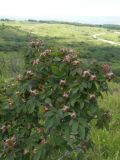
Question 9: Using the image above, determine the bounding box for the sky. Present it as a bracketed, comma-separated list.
[0, 0, 120, 19]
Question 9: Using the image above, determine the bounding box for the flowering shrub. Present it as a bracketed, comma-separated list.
[0, 40, 113, 160]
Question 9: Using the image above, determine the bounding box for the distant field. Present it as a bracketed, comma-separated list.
[99, 32, 120, 43]
[1, 21, 120, 77]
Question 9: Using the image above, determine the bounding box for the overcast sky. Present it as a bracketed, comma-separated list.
[0, 0, 120, 19]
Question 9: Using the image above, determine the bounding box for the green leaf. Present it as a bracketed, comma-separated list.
[33, 149, 42, 160]
[54, 57, 61, 62]
[6, 156, 14, 160]
[28, 104, 35, 113]
[45, 98, 52, 106]
[46, 116, 55, 130]
[72, 121, 79, 134]
[46, 111, 54, 117]
[79, 126, 85, 139]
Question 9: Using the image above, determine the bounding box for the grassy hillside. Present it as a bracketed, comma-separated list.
[0, 23, 30, 78]
[1, 21, 120, 76]
[0, 20, 120, 159]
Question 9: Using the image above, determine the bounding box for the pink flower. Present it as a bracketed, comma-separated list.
[71, 112, 77, 119]
[63, 54, 72, 62]
[4, 135, 16, 148]
[62, 105, 70, 112]
[44, 106, 49, 112]
[16, 74, 22, 81]
[16, 91, 20, 96]
[106, 72, 114, 80]
[83, 70, 91, 77]
[43, 49, 51, 56]
[60, 79, 66, 86]
[102, 64, 111, 74]
[23, 149, 29, 155]
[63, 92, 69, 99]
[40, 139, 47, 145]
[89, 94, 96, 101]
[30, 90, 37, 96]
[27, 70, 33, 76]
[90, 75, 96, 81]
[30, 40, 44, 48]
[72, 60, 80, 65]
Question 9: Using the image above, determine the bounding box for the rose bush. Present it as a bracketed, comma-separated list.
[0, 40, 113, 160]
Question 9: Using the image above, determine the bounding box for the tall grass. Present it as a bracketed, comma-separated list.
[90, 82, 120, 160]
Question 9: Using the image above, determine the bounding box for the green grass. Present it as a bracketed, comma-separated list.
[0, 23, 30, 78]
[0, 51, 24, 78]
[0, 20, 120, 159]
[89, 82, 120, 160]
[99, 32, 120, 43]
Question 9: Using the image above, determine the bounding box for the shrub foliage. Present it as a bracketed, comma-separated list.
[0, 40, 113, 160]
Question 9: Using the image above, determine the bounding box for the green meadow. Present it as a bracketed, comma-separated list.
[0, 20, 120, 159]
[1, 21, 120, 77]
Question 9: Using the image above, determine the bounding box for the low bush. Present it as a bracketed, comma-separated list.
[0, 40, 113, 160]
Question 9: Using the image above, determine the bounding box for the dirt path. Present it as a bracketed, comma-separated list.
[92, 33, 120, 46]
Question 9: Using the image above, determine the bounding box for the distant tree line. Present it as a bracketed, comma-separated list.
[1, 18, 120, 30]
[0, 18, 15, 21]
